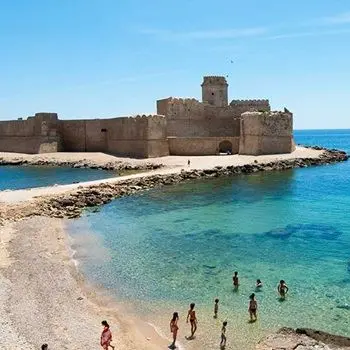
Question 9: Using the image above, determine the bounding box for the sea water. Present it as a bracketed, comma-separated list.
[0, 166, 117, 190]
[69, 130, 350, 349]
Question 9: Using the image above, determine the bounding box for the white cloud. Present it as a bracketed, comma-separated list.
[141, 27, 267, 41]
[265, 28, 350, 40]
[322, 11, 350, 25]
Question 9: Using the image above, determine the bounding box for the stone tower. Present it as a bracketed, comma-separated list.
[201, 76, 228, 107]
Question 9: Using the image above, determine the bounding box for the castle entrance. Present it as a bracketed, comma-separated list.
[219, 140, 232, 154]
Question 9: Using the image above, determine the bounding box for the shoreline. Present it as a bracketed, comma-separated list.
[0, 147, 349, 349]
[0, 147, 347, 224]
[0, 217, 171, 349]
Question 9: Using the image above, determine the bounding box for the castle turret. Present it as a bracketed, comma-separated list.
[201, 76, 228, 107]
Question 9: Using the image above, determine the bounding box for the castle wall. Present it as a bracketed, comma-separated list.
[230, 100, 270, 117]
[60, 115, 168, 158]
[160, 98, 240, 139]
[0, 113, 61, 154]
[239, 111, 295, 155]
[168, 136, 239, 156]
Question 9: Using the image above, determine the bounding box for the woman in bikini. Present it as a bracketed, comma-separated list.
[277, 280, 289, 299]
[248, 293, 257, 321]
[100, 320, 115, 350]
[186, 303, 197, 338]
[169, 312, 179, 349]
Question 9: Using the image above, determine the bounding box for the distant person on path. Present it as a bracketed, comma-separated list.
[100, 320, 115, 350]
[256, 279, 263, 290]
[41, 345, 48, 350]
[169, 312, 179, 349]
[186, 303, 197, 339]
[278, 280, 289, 299]
[248, 293, 258, 321]
[220, 321, 227, 348]
[187, 159, 191, 167]
[233, 271, 239, 290]
[214, 298, 219, 318]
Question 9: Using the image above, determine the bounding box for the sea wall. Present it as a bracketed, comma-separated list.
[239, 111, 295, 155]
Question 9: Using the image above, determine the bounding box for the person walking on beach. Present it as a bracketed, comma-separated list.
[277, 280, 289, 299]
[186, 303, 197, 339]
[233, 271, 239, 290]
[187, 159, 191, 167]
[214, 298, 219, 318]
[220, 321, 227, 348]
[248, 293, 258, 321]
[100, 320, 115, 350]
[169, 312, 179, 349]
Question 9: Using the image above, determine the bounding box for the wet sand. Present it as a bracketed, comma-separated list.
[0, 217, 170, 349]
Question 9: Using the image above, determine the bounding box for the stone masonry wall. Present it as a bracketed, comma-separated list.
[230, 99, 271, 117]
[239, 111, 294, 155]
[0, 113, 61, 154]
[60, 115, 168, 158]
[160, 98, 240, 138]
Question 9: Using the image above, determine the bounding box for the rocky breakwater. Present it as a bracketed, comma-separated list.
[0, 157, 163, 172]
[256, 327, 350, 350]
[0, 148, 347, 224]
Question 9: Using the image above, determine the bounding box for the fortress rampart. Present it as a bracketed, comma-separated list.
[0, 76, 294, 157]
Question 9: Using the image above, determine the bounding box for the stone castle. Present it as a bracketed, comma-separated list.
[0, 76, 294, 158]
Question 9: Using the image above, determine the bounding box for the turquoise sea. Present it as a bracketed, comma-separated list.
[69, 130, 350, 349]
[0, 166, 117, 190]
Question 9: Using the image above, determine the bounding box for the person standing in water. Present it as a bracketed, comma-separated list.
[255, 279, 263, 291]
[186, 303, 197, 339]
[233, 271, 239, 290]
[220, 321, 227, 348]
[214, 298, 219, 318]
[277, 280, 289, 299]
[100, 320, 115, 350]
[169, 312, 179, 349]
[248, 293, 258, 321]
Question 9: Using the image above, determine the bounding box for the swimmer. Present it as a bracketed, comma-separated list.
[256, 279, 263, 289]
[169, 312, 179, 349]
[248, 293, 257, 321]
[214, 298, 219, 318]
[220, 321, 227, 348]
[186, 303, 197, 338]
[233, 271, 239, 290]
[277, 280, 289, 299]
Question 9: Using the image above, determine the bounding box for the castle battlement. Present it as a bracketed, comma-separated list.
[230, 99, 270, 105]
[201, 76, 228, 86]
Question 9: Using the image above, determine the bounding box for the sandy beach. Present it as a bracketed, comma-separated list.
[0, 147, 349, 349]
[0, 217, 171, 350]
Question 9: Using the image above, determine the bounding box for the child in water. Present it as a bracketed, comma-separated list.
[220, 321, 227, 348]
[248, 293, 258, 321]
[214, 298, 219, 318]
[278, 280, 289, 299]
[256, 279, 263, 290]
[169, 312, 179, 349]
[233, 271, 239, 290]
[186, 303, 197, 339]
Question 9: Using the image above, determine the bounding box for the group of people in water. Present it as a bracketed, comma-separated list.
[40, 274, 289, 349]
[168, 272, 289, 349]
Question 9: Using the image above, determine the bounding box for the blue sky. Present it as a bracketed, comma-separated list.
[1, 0, 350, 129]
